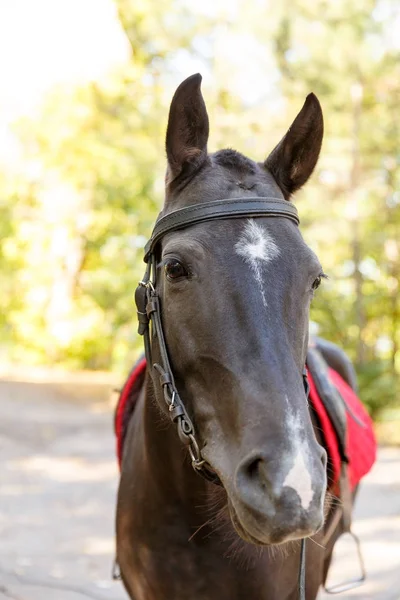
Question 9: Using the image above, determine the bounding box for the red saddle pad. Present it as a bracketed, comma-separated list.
[115, 357, 147, 467]
[308, 368, 376, 491]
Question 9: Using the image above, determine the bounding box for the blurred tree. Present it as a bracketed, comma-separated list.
[268, 0, 400, 415]
[7, 0, 217, 370]
[0, 175, 25, 351]
[1, 0, 398, 418]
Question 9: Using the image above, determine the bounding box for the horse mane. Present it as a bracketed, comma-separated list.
[213, 149, 257, 174]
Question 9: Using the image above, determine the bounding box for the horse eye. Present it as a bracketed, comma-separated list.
[312, 276, 322, 291]
[164, 259, 187, 280]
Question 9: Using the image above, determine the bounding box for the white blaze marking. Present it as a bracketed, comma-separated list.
[235, 220, 280, 307]
[283, 398, 314, 510]
[283, 451, 314, 510]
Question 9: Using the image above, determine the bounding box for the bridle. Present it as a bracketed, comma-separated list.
[135, 196, 307, 599]
[136, 197, 301, 480]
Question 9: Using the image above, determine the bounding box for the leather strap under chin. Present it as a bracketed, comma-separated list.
[299, 538, 306, 600]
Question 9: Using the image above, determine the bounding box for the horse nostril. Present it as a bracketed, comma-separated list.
[320, 447, 327, 468]
[237, 453, 274, 496]
[246, 457, 263, 482]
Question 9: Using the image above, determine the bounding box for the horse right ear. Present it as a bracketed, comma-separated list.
[264, 94, 323, 199]
[166, 74, 209, 184]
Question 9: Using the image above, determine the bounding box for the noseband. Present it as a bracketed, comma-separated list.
[135, 197, 307, 599]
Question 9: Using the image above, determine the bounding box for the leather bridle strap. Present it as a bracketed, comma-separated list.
[144, 196, 299, 262]
[299, 538, 306, 600]
[135, 275, 220, 484]
[298, 374, 309, 600]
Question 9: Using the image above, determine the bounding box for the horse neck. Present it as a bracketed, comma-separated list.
[123, 377, 312, 600]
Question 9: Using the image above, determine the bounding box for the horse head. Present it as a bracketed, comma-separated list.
[150, 74, 327, 546]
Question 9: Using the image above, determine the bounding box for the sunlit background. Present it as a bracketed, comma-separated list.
[0, 3, 399, 599]
[0, 0, 399, 424]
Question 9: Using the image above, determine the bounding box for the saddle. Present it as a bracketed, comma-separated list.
[306, 345, 376, 592]
[307, 346, 376, 493]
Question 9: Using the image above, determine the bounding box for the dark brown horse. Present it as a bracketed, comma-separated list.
[116, 74, 355, 600]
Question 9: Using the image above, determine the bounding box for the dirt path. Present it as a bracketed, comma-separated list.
[0, 379, 399, 599]
[319, 446, 400, 600]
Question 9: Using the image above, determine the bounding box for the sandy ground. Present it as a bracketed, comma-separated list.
[0, 379, 399, 600]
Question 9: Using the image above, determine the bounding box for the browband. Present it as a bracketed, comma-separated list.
[143, 197, 299, 262]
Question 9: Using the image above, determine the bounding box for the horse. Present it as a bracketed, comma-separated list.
[116, 74, 357, 600]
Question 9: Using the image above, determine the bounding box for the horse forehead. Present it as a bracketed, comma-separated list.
[235, 220, 280, 262]
[162, 219, 305, 265]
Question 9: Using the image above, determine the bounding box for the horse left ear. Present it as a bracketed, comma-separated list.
[165, 73, 209, 184]
[264, 93, 323, 199]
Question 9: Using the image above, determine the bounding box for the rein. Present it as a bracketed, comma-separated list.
[135, 196, 307, 599]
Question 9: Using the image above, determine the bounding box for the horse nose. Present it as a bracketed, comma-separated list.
[236, 451, 284, 505]
[234, 446, 326, 538]
[237, 445, 326, 495]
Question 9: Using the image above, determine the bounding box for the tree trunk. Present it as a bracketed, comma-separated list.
[349, 82, 366, 367]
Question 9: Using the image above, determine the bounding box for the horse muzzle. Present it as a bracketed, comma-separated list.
[228, 446, 327, 545]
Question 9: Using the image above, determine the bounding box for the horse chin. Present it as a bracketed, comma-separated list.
[229, 506, 269, 546]
[228, 498, 310, 546]
[228, 499, 272, 546]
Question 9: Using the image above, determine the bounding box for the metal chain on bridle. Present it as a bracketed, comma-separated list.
[135, 197, 308, 599]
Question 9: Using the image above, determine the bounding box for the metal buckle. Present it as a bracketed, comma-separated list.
[112, 558, 121, 580]
[168, 390, 176, 412]
[188, 433, 203, 466]
[324, 531, 366, 594]
[138, 279, 155, 292]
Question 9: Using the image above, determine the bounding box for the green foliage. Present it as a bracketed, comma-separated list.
[0, 0, 398, 417]
[264, 0, 400, 416]
[357, 360, 399, 418]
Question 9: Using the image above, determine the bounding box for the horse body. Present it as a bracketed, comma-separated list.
[116, 74, 353, 599]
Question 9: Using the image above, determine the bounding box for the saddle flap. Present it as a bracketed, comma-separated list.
[306, 347, 348, 462]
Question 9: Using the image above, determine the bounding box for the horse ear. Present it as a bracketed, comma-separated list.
[166, 73, 209, 184]
[264, 93, 323, 199]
